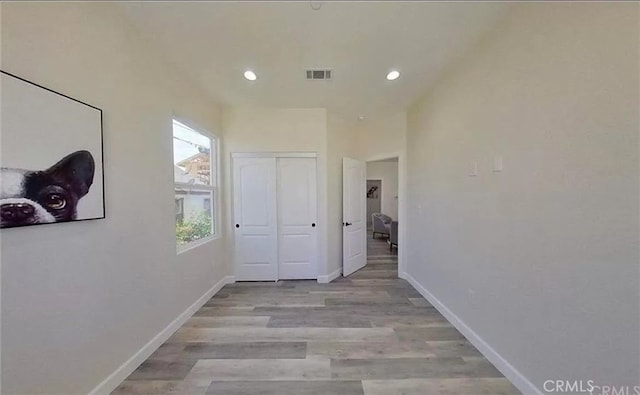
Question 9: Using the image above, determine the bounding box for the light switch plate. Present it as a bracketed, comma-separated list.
[492, 156, 503, 172]
[469, 162, 479, 177]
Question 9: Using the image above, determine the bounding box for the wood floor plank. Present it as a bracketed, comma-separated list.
[185, 358, 331, 381]
[253, 304, 436, 317]
[267, 315, 373, 328]
[183, 316, 271, 328]
[348, 269, 399, 279]
[216, 288, 310, 296]
[394, 327, 467, 341]
[204, 295, 326, 307]
[206, 380, 364, 395]
[169, 327, 396, 343]
[194, 307, 255, 317]
[409, 297, 432, 307]
[224, 282, 284, 288]
[145, 343, 187, 362]
[370, 315, 452, 328]
[112, 380, 211, 395]
[424, 341, 484, 358]
[324, 295, 411, 306]
[307, 341, 436, 359]
[180, 342, 307, 359]
[362, 378, 521, 395]
[348, 279, 408, 286]
[307, 290, 392, 296]
[126, 359, 198, 380]
[331, 357, 503, 380]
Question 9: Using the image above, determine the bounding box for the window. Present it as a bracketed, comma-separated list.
[175, 198, 184, 223]
[173, 119, 217, 249]
[203, 198, 212, 216]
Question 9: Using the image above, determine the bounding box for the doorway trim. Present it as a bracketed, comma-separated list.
[365, 152, 406, 279]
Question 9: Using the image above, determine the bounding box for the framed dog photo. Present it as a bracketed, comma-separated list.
[0, 70, 105, 229]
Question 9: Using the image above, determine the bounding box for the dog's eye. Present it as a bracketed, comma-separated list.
[45, 194, 66, 210]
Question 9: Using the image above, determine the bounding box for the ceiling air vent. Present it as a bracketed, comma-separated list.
[306, 69, 332, 80]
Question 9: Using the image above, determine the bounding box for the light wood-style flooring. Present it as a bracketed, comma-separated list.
[112, 232, 520, 395]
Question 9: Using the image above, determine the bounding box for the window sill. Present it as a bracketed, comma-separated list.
[176, 234, 219, 255]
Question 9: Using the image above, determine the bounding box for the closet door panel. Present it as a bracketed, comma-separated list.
[277, 158, 318, 279]
[233, 157, 278, 281]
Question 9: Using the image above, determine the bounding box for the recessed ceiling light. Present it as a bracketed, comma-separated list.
[386, 70, 400, 81]
[244, 70, 257, 81]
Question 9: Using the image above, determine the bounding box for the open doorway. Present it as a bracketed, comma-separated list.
[366, 157, 399, 272]
[342, 154, 403, 279]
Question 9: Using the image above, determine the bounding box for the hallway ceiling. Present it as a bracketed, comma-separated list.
[122, 2, 510, 119]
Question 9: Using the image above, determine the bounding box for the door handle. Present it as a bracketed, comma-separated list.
[312, 223, 316, 227]
[235, 224, 240, 228]
[344, 222, 352, 226]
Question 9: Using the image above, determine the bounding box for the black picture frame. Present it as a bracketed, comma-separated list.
[0, 70, 105, 229]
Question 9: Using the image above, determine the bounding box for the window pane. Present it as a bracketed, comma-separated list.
[173, 120, 212, 186]
[175, 187, 213, 245]
[175, 198, 184, 223]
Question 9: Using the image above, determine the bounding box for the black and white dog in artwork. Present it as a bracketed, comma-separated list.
[0, 150, 95, 228]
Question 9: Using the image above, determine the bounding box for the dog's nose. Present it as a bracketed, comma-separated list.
[1, 203, 35, 222]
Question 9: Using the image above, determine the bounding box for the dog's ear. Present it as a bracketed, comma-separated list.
[45, 150, 95, 197]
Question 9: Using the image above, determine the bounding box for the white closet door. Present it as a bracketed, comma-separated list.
[233, 157, 278, 281]
[277, 157, 318, 279]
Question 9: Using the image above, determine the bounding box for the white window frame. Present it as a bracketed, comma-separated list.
[172, 117, 221, 254]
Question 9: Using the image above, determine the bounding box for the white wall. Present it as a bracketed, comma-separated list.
[356, 111, 407, 160]
[366, 160, 399, 220]
[406, 2, 639, 392]
[0, 3, 228, 394]
[222, 107, 329, 277]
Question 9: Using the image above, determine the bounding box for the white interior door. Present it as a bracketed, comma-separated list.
[343, 157, 367, 276]
[233, 157, 278, 281]
[277, 158, 318, 279]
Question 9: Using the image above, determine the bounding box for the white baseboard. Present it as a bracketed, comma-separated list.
[403, 272, 542, 395]
[317, 268, 342, 283]
[88, 275, 235, 395]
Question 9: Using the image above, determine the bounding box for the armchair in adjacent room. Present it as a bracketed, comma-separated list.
[389, 220, 399, 251]
[372, 213, 392, 238]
